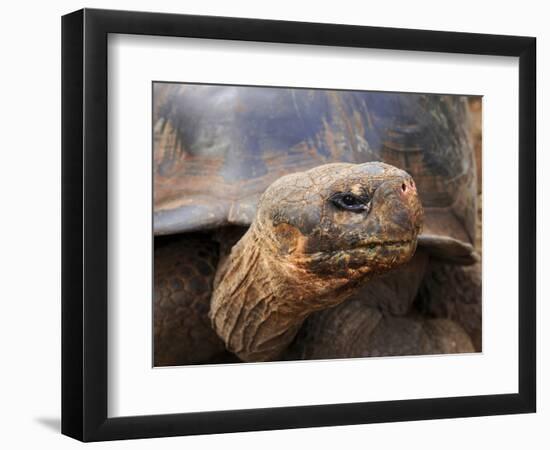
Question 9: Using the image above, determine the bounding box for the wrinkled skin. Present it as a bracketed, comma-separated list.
[210, 162, 423, 361]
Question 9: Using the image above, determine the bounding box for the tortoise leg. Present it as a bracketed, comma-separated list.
[284, 297, 475, 360]
[284, 295, 384, 360]
[154, 234, 233, 366]
[287, 297, 474, 360]
[360, 315, 474, 356]
[286, 251, 475, 360]
[285, 252, 429, 360]
[416, 260, 482, 351]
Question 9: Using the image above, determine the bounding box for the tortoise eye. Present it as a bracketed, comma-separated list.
[330, 192, 368, 212]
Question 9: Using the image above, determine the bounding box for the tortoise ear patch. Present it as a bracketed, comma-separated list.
[272, 222, 308, 255]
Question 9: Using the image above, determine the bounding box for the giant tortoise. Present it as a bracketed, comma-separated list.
[153, 84, 481, 366]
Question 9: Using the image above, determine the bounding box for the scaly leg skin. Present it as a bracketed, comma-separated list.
[286, 252, 474, 360]
[416, 260, 482, 351]
[154, 235, 233, 366]
[287, 297, 474, 360]
[360, 315, 474, 357]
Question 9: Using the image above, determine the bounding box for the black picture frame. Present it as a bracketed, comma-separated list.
[61, 8, 536, 442]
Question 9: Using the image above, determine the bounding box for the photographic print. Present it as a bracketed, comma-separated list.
[152, 83, 482, 367]
[61, 10, 535, 440]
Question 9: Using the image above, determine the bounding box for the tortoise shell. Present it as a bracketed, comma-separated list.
[153, 84, 477, 262]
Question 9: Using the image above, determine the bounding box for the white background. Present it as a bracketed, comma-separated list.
[109, 35, 518, 416]
[0, 0, 547, 448]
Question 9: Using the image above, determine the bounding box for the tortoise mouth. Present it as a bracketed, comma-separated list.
[298, 238, 415, 259]
[355, 239, 414, 251]
[344, 239, 417, 266]
[293, 238, 417, 277]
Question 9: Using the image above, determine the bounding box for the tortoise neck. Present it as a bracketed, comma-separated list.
[209, 224, 359, 362]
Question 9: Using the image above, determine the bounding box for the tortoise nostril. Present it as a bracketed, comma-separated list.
[401, 183, 407, 192]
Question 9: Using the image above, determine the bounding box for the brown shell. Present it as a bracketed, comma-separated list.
[153, 83, 478, 263]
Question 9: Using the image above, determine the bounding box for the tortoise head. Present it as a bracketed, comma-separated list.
[255, 162, 423, 280]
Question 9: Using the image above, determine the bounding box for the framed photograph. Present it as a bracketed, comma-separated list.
[61, 8, 536, 441]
